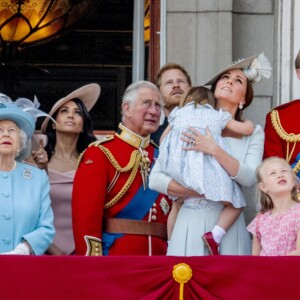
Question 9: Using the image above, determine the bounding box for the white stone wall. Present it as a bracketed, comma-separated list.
[164, 0, 300, 223]
[166, 0, 274, 127]
[165, 0, 277, 223]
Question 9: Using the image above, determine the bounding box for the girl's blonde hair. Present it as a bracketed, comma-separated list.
[179, 86, 216, 108]
[256, 156, 299, 213]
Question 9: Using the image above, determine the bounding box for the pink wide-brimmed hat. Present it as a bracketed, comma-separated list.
[41, 83, 100, 133]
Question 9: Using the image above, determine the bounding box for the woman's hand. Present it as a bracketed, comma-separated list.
[32, 139, 48, 171]
[181, 126, 240, 178]
[181, 126, 217, 155]
[286, 250, 300, 256]
[0, 242, 31, 255]
[46, 243, 66, 255]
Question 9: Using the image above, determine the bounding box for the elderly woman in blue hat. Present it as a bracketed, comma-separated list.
[0, 94, 55, 255]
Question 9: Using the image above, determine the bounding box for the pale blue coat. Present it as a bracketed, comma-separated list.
[0, 162, 55, 254]
[149, 125, 264, 256]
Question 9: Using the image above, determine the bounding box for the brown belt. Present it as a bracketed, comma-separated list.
[104, 218, 167, 240]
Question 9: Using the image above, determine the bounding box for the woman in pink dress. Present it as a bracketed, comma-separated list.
[247, 157, 300, 256]
[28, 84, 100, 255]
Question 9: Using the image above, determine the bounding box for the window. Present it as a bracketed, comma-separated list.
[0, 0, 160, 131]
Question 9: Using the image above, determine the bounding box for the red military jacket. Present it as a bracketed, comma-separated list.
[72, 124, 171, 256]
[264, 99, 300, 175]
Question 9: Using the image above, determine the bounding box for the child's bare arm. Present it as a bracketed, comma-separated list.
[226, 118, 254, 136]
[286, 229, 300, 256]
[251, 235, 262, 255]
[167, 198, 184, 240]
[159, 124, 172, 144]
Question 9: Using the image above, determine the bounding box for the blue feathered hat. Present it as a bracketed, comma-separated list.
[0, 93, 54, 139]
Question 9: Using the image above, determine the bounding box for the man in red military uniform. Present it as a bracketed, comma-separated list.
[72, 81, 171, 255]
[264, 50, 300, 177]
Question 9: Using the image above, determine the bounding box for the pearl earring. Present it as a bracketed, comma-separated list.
[239, 103, 243, 110]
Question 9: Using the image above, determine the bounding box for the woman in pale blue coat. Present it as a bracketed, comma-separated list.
[0, 94, 55, 255]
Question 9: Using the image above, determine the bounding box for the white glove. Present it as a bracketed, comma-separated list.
[1, 243, 31, 255]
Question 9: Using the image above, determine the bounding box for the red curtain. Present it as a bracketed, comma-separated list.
[1, 255, 298, 299]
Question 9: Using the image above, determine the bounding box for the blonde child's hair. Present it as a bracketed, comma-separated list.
[256, 156, 300, 213]
[295, 49, 300, 69]
[179, 86, 216, 108]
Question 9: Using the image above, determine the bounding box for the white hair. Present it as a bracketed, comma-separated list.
[15, 129, 30, 161]
[121, 80, 162, 121]
[19, 129, 28, 151]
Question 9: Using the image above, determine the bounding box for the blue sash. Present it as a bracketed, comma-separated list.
[102, 148, 160, 255]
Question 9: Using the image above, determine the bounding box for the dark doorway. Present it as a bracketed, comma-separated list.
[0, 0, 134, 131]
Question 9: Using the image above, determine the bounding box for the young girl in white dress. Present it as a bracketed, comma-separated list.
[247, 157, 300, 256]
[158, 86, 254, 254]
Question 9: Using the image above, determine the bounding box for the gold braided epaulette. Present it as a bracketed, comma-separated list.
[270, 110, 300, 143]
[150, 140, 159, 148]
[77, 150, 86, 169]
[97, 145, 141, 209]
[293, 160, 300, 175]
[76, 135, 115, 167]
[89, 135, 114, 147]
[270, 109, 300, 172]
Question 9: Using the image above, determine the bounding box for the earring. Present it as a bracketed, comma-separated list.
[239, 103, 243, 110]
[297, 188, 300, 201]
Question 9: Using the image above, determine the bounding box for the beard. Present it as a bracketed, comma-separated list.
[163, 94, 182, 110]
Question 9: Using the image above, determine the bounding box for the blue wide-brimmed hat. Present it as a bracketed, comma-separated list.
[0, 93, 53, 139]
[0, 102, 35, 139]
